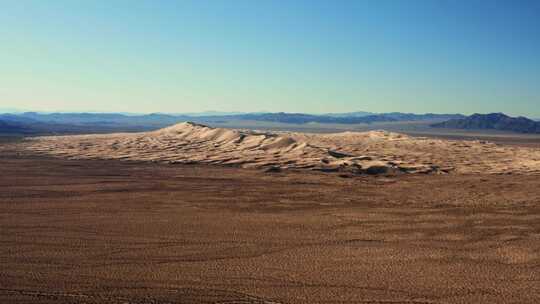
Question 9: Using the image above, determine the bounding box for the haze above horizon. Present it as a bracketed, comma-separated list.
[1, 1, 539, 117]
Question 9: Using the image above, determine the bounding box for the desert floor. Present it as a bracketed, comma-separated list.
[1, 147, 540, 303]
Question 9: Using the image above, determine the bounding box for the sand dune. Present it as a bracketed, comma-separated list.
[21, 122, 540, 175]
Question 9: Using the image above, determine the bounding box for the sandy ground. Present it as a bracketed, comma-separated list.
[19, 122, 540, 175]
[1, 147, 540, 303]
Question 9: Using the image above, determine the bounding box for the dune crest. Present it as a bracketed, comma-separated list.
[22, 122, 540, 175]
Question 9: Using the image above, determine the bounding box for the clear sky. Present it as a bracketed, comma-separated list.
[1, 0, 539, 116]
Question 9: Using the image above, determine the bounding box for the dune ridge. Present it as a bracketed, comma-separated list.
[21, 122, 540, 175]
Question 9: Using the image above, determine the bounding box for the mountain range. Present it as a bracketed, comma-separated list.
[4, 111, 539, 136]
[1, 111, 463, 127]
[432, 113, 540, 134]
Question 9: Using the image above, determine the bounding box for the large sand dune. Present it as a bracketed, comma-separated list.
[22, 122, 540, 174]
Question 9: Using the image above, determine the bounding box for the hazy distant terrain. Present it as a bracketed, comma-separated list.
[433, 113, 540, 134]
[0, 111, 463, 135]
[4, 112, 540, 150]
[0, 114, 155, 136]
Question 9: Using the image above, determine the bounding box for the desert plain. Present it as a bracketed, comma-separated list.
[1, 124, 540, 303]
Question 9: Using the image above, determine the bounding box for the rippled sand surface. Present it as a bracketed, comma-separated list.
[21, 122, 540, 175]
[1, 152, 540, 304]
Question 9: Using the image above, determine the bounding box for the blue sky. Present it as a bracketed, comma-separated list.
[1, 0, 539, 116]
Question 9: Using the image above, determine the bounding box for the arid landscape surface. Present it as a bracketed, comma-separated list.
[20, 123, 540, 175]
[1, 130, 540, 303]
[4, 0, 540, 302]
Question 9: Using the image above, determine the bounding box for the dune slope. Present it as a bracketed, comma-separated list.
[22, 122, 540, 175]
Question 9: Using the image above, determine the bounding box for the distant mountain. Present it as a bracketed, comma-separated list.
[16, 112, 188, 127]
[2, 111, 465, 127]
[324, 111, 375, 118]
[202, 112, 464, 124]
[432, 113, 540, 134]
[177, 111, 249, 117]
[378, 112, 465, 121]
[218, 112, 398, 124]
[0, 113, 158, 136]
[0, 114, 39, 124]
[315, 112, 464, 120]
[0, 120, 33, 134]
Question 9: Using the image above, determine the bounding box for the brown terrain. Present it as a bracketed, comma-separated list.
[1, 126, 540, 303]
